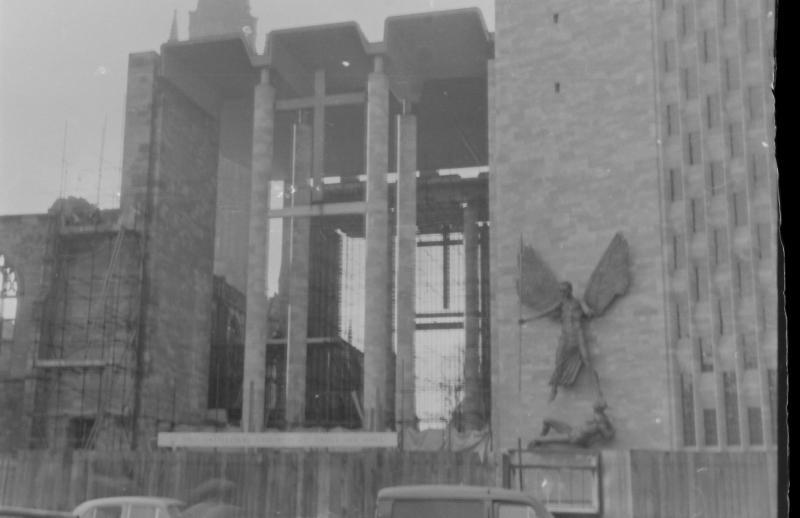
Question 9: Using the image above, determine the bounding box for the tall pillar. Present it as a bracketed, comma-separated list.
[243, 68, 274, 432]
[285, 119, 313, 427]
[363, 57, 390, 431]
[463, 201, 482, 430]
[394, 107, 417, 430]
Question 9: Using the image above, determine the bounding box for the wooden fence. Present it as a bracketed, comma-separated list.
[0, 450, 497, 518]
[0, 449, 777, 517]
[628, 449, 778, 518]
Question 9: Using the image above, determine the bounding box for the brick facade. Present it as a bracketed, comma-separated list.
[490, 0, 777, 451]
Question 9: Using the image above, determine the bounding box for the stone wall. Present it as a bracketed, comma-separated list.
[139, 78, 220, 432]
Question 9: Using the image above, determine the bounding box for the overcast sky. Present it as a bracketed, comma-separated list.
[0, 0, 494, 215]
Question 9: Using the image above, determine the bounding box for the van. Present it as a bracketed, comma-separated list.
[375, 485, 553, 518]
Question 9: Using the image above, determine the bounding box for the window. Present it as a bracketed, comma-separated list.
[731, 191, 747, 226]
[496, 503, 541, 518]
[727, 123, 743, 158]
[756, 222, 771, 259]
[663, 40, 676, 72]
[703, 408, 718, 446]
[747, 85, 764, 121]
[671, 233, 686, 271]
[681, 372, 696, 446]
[690, 198, 704, 233]
[748, 407, 763, 445]
[129, 506, 158, 518]
[741, 332, 758, 370]
[721, 0, 735, 27]
[723, 371, 740, 445]
[668, 168, 683, 201]
[701, 28, 716, 62]
[707, 161, 724, 195]
[723, 58, 739, 93]
[681, 66, 698, 100]
[679, 3, 694, 39]
[686, 132, 701, 165]
[666, 103, 679, 136]
[767, 368, 777, 442]
[715, 295, 728, 336]
[0, 254, 18, 343]
[94, 507, 122, 518]
[697, 336, 713, 372]
[750, 152, 768, 188]
[711, 228, 727, 266]
[734, 260, 751, 296]
[691, 263, 707, 302]
[391, 500, 483, 518]
[744, 18, 759, 53]
[705, 94, 721, 129]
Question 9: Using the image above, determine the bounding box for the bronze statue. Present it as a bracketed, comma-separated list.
[528, 400, 615, 449]
[518, 233, 630, 402]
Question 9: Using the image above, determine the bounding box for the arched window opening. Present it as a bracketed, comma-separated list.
[1, 254, 19, 343]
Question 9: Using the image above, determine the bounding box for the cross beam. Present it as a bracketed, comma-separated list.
[275, 69, 366, 200]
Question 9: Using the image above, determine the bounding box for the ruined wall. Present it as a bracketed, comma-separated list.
[0, 215, 51, 451]
[491, 0, 672, 450]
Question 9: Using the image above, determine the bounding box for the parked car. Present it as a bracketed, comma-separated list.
[375, 485, 554, 518]
[72, 497, 184, 518]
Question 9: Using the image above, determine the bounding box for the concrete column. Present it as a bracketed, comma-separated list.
[285, 120, 313, 427]
[363, 57, 390, 431]
[394, 109, 417, 430]
[243, 68, 275, 432]
[463, 201, 482, 430]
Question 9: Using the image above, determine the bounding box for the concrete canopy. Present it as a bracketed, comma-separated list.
[384, 8, 493, 102]
[266, 22, 373, 97]
[161, 35, 260, 101]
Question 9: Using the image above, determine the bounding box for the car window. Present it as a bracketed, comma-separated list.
[94, 506, 123, 518]
[494, 503, 540, 518]
[129, 506, 157, 518]
[391, 500, 484, 518]
[161, 506, 183, 518]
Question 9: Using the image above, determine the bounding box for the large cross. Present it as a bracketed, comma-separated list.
[275, 69, 365, 200]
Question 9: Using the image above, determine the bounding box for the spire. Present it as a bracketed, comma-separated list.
[169, 10, 179, 42]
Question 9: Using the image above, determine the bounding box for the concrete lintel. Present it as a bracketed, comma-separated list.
[276, 91, 365, 111]
[268, 201, 366, 218]
[34, 359, 111, 369]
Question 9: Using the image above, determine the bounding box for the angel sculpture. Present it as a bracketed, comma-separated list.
[518, 233, 631, 402]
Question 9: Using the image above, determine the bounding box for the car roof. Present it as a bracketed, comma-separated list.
[376, 485, 535, 503]
[73, 498, 183, 514]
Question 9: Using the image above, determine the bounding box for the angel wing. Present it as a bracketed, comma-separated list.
[583, 232, 631, 317]
[518, 242, 562, 312]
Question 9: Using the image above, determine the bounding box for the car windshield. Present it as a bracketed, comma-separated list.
[390, 500, 484, 518]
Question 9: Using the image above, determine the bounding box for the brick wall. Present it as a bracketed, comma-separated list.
[491, 0, 672, 450]
[654, 0, 778, 449]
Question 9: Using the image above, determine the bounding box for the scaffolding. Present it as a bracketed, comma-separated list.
[29, 206, 143, 450]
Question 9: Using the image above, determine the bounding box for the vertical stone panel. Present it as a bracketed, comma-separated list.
[462, 202, 482, 430]
[144, 78, 219, 433]
[243, 70, 274, 431]
[285, 122, 312, 427]
[363, 64, 390, 431]
[394, 112, 417, 429]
